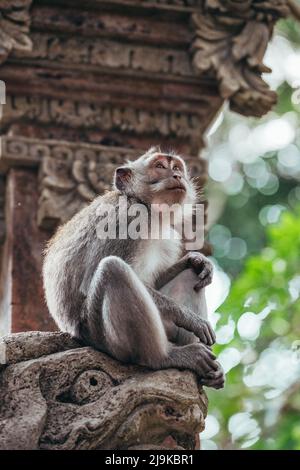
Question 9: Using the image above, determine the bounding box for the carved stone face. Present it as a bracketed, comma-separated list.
[0, 332, 207, 450]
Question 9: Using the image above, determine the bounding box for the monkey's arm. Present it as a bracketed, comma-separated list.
[154, 252, 213, 291]
[147, 286, 215, 346]
[154, 256, 188, 290]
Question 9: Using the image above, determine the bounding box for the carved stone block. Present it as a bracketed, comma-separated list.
[36, 139, 207, 229]
[0, 331, 208, 450]
[0, 135, 207, 229]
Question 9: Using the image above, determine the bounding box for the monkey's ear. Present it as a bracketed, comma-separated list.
[114, 167, 132, 191]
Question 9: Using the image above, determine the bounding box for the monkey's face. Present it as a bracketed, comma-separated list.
[146, 153, 190, 206]
[114, 151, 196, 207]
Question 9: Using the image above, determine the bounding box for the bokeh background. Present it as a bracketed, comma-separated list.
[203, 16, 300, 450]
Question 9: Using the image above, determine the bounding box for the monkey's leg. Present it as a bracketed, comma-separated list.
[85, 255, 169, 367]
[147, 284, 215, 346]
[153, 252, 214, 344]
[160, 268, 208, 319]
[148, 284, 224, 388]
[160, 268, 207, 346]
[158, 271, 224, 388]
[84, 256, 219, 382]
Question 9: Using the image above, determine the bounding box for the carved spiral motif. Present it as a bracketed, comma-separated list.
[68, 370, 114, 405]
[5, 138, 29, 158]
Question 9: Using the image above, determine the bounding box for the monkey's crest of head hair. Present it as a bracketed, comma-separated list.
[113, 147, 198, 206]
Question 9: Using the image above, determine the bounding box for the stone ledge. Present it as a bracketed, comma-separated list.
[0, 331, 208, 450]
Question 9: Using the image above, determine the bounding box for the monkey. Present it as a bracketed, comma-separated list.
[43, 147, 224, 389]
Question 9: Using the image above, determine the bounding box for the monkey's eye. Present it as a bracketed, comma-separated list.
[173, 165, 180, 171]
[155, 162, 165, 169]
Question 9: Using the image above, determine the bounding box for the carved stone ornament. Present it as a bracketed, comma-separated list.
[0, 135, 207, 229]
[37, 140, 206, 229]
[37, 141, 140, 229]
[191, 0, 300, 117]
[0, 0, 32, 65]
[1, 94, 204, 139]
[0, 331, 208, 450]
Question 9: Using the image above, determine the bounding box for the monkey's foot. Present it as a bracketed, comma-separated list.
[162, 343, 221, 386]
[199, 362, 225, 390]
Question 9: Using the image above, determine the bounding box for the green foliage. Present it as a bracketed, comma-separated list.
[202, 16, 300, 449]
[208, 208, 300, 449]
[277, 17, 300, 44]
[214, 175, 300, 277]
[219, 208, 300, 339]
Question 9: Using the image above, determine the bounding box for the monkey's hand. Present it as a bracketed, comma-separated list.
[200, 361, 225, 390]
[148, 286, 216, 345]
[166, 315, 215, 346]
[186, 252, 213, 292]
[191, 317, 216, 346]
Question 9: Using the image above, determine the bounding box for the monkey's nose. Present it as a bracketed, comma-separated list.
[173, 174, 181, 180]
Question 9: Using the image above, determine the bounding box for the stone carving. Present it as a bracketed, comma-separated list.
[37, 140, 206, 229]
[191, 0, 300, 117]
[16, 33, 193, 78]
[106, 0, 202, 7]
[0, 0, 32, 65]
[0, 135, 45, 171]
[2, 95, 202, 138]
[38, 141, 139, 229]
[0, 136, 207, 229]
[0, 331, 207, 450]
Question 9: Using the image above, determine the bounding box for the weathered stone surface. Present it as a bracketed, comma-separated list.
[17, 33, 194, 77]
[0, 136, 208, 230]
[0, 331, 80, 365]
[29, 5, 192, 47]
[0, 0, 33, 65]
[0, 169, 57, 334]
[1, 73, 220, 135]
[0, 331, 208, 450]
[0, 1, 222, 156]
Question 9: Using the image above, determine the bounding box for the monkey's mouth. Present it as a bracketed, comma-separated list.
[167, 184, 186, 192]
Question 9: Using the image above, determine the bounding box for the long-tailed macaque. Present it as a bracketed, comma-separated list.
[43, 147, 224, 389]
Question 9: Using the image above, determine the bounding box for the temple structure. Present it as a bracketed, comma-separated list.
[1, 0, 298, 334]
[0, 0, 299, 450]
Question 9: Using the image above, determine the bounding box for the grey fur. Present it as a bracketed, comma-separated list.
[43, 151, 224, 389]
